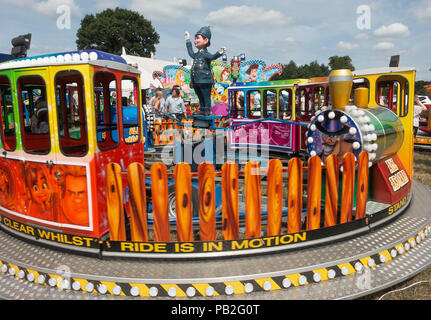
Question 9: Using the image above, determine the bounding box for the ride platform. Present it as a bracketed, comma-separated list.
[0, 181, 430, 300]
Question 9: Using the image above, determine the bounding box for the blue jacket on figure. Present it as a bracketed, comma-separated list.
[185, 26, 226, 115]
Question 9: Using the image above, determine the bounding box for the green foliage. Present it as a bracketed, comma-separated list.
[272, 60, 330, 80]
[415, 80, 431, 96]
[76, 7, 160, 57]
[273, 55, 356, 81]
[328, 55, 355, 71]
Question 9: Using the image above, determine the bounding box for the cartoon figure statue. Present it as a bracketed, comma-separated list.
[185, 26, 226, 116]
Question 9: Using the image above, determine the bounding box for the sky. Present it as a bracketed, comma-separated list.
[0, 0, 430, 80]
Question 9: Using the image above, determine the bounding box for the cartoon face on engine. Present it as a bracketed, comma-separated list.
[306, 109, 362, 163]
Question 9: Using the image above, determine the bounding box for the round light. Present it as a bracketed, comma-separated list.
[130, 286, 140, 297]
[328, 111, 335, 119]
[307, 137, 314, 144]
[80, 52, 89, 62]
[17, 270, 25, 279]
[72, 53, 80, 62]
[89, 51, 98, 61]
[421, 232, 426, 240]
[355, 262, 363, 272]
[244, 283, 254, 293]
[48, 277, 57, 287]
[148, 287, 158, 297]
[27, 273, 35, 282]
[298, 275, 307, 285]
[398, 246, 405, 254]
[369, 153, 376, 161]
[60, 279, 70, 289]
[205, 286, 215, 297]
[0, 265, 7, 273]
[417, 236, 422, 244]
[37, 275, 45, 284]
[49, 56, 57, 64]
[313, 273, 322, 282]
[72, 281, 81, 291]
[317, 115, 324, 122]
[349, 127, 357, 135]
[391, 249, 397, 258]
[263, 281, 272, 291]
[8, 267, 15, 276]
[282, 278, 292, 288]
[380, 254, 387, 263]
[56, 55, 65, 64]
[340, 115, 348, 123]
[310, 150, 317, 157]
[367, 259, 375, 268]
[186, 287, 196, 297]
[168, 287, 177, 297]
[85, 282, 94, 292]
[327, 269, 336, 279]
[341, 266, 349, 275]
[225, 285, 234, 295]
[368, 162, 373, 168]
[64, 54, 72, 62]
[98, 284, 107, 294]
[405, 243, 410, 251]
[310, 124, 316, 131]
[352, 141, 361, 150]
[42, 57, 50, 64]
[410, 240, 416, 248]
[369, 124, 375, 131]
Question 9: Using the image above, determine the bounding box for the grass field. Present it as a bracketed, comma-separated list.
[364, 149, 431, 300]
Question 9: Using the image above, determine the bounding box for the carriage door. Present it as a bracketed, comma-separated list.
[53, 69, 92, 235]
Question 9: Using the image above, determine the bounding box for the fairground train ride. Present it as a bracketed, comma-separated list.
[0, 49, 429, 300]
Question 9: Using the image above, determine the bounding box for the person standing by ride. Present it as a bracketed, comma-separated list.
[185, 26, 226, 116]
[149, 88, 165, 121]
[413, 95, 429, 137]
[164, 87, 186, 121]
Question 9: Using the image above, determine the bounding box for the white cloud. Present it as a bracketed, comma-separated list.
[1, 0, 83, 19]
[205, 6, 293, 26]
[373, 23, 410, 38]
[130, 0, 201, 21]
[373, 41, 395, 51]
[355, 33, 369, 40]
[416, 5, 431, 21]
[336, 41, 359, 52]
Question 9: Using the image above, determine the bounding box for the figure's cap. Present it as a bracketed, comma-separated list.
[195, 26, 211, 46]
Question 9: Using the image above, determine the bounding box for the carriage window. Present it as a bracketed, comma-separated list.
[376, 76, 408, 117]
[263, 89, 277, 118]
[230, 90, 245, 118]
[295, 88, 312, 120]
[311, 87, 326, 114]
[351, 78, 370, 105]
[278, 89, 292, 120]
[121, 76, 140, 144]
[94, 72, 119, 150]
[18, 75, 50, 154]
[247, 90, 261, 119]
[0, 76, 15, 151]
[55, 70, 88, 156]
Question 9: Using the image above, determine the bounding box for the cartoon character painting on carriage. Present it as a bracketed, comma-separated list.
[0, 49, 430, 300]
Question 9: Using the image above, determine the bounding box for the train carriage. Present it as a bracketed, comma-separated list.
[0, 50, 144, 240]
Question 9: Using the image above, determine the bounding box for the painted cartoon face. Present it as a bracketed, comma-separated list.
[321, 135, 339, 156]
[31, 171, 50, 207]
[194, 34, 208, 49]
[249, 68, 258, 79]
[221, 70, 230, 82]
[62, 175, 88, 225]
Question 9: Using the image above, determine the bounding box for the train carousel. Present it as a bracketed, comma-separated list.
[0, 51, 429, 300]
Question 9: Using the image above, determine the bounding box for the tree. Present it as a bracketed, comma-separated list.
[415, 80, 431, 96]
[76, 8, 159, 57]
[328, 56, 355, 71]
[272, 60, 330, 80]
